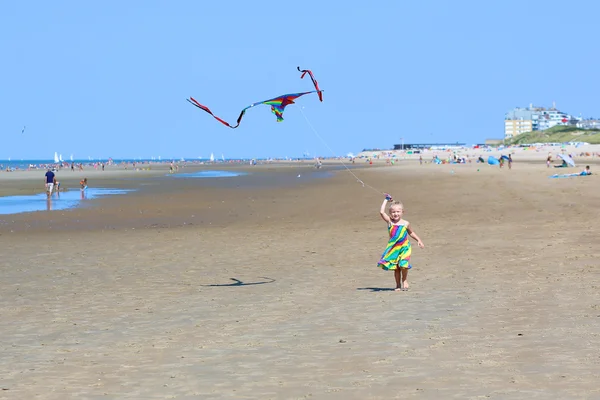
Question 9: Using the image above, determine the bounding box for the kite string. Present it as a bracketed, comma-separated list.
[298, 106, 388, 197]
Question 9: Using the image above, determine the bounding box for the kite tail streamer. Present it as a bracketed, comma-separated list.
[297, 66, 323, 102]
[187, 97, 243, 129]
[298, 106, 389, 197]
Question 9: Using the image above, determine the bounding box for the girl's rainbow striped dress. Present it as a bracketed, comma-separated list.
[377, 223, 412, 270]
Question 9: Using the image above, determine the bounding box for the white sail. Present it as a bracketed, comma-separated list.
[70, 154, 73, 161]
[59, 154, 64, 162]
[210, 153, 214, 162]
[221, 154, 225, 161]
[54, 152, 59, 163]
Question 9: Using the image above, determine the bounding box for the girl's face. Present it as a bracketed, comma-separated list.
[389, 206, 404, 221]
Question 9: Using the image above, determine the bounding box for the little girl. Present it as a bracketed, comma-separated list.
[378, 195, 424, 291]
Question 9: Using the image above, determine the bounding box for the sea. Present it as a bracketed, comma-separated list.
[0, 157, 319, 171]
[0, 158, 233, 171]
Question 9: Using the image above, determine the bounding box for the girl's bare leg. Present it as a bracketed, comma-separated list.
[394, 268, 401, 291]
[401, 268, 409, 290]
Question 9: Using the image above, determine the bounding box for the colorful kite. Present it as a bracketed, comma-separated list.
[297, 66, 323, 102]
[187, 90, 322, 129]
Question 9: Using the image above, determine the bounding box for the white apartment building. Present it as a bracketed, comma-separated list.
[504, 104, 571, 140]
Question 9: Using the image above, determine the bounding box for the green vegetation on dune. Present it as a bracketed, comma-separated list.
[507, 125, 600, 145]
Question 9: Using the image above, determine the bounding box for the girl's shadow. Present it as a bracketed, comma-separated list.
[356, 287, 396, 292]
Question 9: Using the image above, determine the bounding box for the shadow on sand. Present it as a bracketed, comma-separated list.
[356, 287, 396, 292]
[201, 277, 275, 287]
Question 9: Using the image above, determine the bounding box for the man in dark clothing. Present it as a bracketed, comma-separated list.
[44, 169, 56, 197]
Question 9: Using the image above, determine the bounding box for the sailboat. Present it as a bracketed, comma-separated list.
[70, 154, 74, 162]
[59, 154, 64, 162]
[221, 154, 225, 161]
[210, 153, 215, 162]
[54, 152, 59, 163]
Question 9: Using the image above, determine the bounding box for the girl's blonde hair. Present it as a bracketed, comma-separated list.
[389, 201, 404, 211]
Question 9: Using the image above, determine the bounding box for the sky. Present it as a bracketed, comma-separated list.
[1, 0, 599, 160]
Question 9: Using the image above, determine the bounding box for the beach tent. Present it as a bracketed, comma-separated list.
[487, 156, 499, 165]
[558, 154, 575, 167]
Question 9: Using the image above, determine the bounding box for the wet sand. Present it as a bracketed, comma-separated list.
[1, 161, 599, 399]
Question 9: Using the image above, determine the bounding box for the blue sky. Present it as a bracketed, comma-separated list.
[1, 1, 598, 160]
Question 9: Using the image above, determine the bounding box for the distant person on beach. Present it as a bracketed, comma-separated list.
[554, 159, 568, 168]
[377, 195, 425, 291]
[44, 168, 55, 197]
[80, 178, 88, 191]
[547, 154, 552, 168]
[508, 154, 513, 169]
[580, 165, 592, 176]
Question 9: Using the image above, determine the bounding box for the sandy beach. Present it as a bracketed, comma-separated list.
[1, 158, 599, 399]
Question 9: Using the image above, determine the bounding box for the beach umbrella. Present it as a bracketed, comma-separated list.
[487, 156, 499, 165]
[558, 154, 576, 167]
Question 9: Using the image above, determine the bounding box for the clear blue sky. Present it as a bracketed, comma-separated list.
[1, 1, 598, 160]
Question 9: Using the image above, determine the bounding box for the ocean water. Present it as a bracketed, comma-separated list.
[0, 188, 134, 215]
[0, 158, 269, 171]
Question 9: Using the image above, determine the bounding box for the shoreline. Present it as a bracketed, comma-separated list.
[0, 162, 350, 198]
[1, 159, 595, 234]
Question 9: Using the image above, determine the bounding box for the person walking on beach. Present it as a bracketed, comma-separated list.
[377, 195, 424, 291]
[508, 154, 513, 170]
[44, 168, 55, 198]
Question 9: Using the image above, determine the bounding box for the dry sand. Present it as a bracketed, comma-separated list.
[1, 160, 599, 399]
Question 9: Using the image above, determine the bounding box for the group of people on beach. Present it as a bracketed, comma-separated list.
[43, 168, 88, 197]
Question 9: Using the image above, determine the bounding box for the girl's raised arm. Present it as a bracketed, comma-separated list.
[380, 197, 392, 224]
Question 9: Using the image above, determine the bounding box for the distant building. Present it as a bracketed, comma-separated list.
[504, 118, 533, 139]
[504, 103, 572, 140]
[576, 119, 600, 130]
